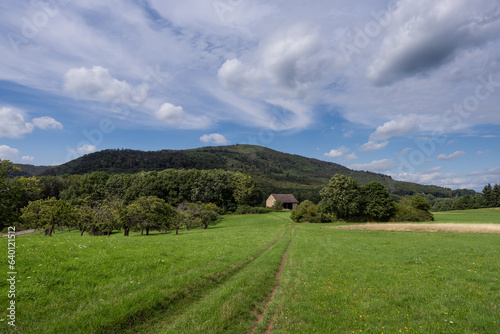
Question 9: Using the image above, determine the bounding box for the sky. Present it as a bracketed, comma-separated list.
[0, 0, 499, 191]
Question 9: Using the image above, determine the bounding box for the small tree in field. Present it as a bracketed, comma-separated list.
[412, 196, 431, 212]
[21, 198, 76, 236]
[272, 200, 284, 212]
[185, 203, 220, 229]
[125, 196, 175, 235]
[320, 174, 363, 220]
[361, 181, 396, 222]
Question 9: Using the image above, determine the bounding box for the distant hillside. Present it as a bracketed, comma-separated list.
[42, 145, 454, 201]
[13, 164, 55, 177]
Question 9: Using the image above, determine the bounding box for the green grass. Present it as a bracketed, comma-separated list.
[265, 226, 499, 334]
[433, 208, 500, 224]
[1, 210, 499, 333]
[0, 214, 289, 333]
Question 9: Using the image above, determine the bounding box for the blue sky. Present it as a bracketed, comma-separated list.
[0, 0, 499, 190]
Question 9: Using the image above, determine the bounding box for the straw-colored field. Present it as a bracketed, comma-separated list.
[330, 223, 500, 234]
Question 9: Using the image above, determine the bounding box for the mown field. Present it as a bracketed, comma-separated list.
[1, 209, 499, 333]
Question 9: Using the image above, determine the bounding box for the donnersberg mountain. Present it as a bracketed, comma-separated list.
[22, 145, 460, 202]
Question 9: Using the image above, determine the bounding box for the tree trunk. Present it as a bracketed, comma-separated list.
[45, 228, 51, 236]
[175, 228, 179, 235]
[68, 226, 71, 232]
[186, 224, 190, 231]
[89, 225, 95, 236]
[124, 228, 129, 236]
[141, 228, 144, 235]
[107, 231, 111, 236]
[80, 229, 84, 236]
[204, 225, 208, 229]
[146, 227, 150, 236]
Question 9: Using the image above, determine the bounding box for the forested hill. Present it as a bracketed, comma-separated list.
[13, 164, 54, 177]
[38, 145, 454, 201]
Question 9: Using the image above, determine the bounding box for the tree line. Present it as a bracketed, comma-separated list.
[20, 196, 220, 237]
[432, 183, 500, 211]
[0, 160, 262, 232]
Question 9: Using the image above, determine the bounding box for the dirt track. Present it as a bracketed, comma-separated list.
[328, 223, 500, 234]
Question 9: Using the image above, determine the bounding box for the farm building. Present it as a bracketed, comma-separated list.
[266, 194, 299, 210]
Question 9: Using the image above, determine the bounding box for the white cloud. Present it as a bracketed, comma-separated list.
[64, 66, 147, 103]
[218, 24, 326, 98]
[370, 117, 420, 142]
[344, 152, 359, 162]
[351, 159, 395, 172]
[0, 107, 63, 138]
[78, 144, 97, 154]
[437, 151, 465, 161]
[32, 116, 63, 130]
[153, 102, 211, 129]
[155, 103, 185, 125]
[200, 133, 228, 145]
[359, 141, 388, 152]
[0, 107, 34, 138]
[0, 145, 20, 161]
[22, 156, 35, 163]
[324, 146, 349, 158]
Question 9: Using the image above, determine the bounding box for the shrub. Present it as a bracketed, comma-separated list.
[234, 205, 272, 215]
[393, 198, 434, 222]
[291, 200, 333, 223]
[272, 200, 284, 212]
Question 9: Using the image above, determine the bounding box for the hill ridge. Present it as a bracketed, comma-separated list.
[35, 144, 455, 201]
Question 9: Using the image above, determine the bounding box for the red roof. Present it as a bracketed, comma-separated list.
[270, 194, 298, 203]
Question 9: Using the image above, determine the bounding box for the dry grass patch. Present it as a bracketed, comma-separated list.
[329, 223, 500, 234]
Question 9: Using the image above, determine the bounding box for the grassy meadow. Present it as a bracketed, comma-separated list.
[433, 208, 500, 224]
[1, 209, 499, 333]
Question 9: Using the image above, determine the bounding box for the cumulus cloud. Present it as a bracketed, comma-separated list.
[22, 156, 35, 163]
[360, 117, 419, 152]
[368, 0, 500, 85]
[351, 158, 395, 172]
[218, 24, 326, 98]
[32, 116, 63, 130]
[155, 103, 185, 124]
[370, 117, 420, 142]
[359, 140, 388, 152]
[0, 145, 20, 161]
[437, 151, 465, 161]
[200, 133, 228, 145]
[0, 107, 63, 138]
[78, 144, 97, 153]
[0, 107, 34, 138]
[324, 146, 349, 158]
[64, 66, 148, 103]
[69, 144, 98, 155]
[153, 102, 210, 129]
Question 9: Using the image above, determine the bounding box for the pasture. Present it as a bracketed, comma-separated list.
[1, 209, 499, 333]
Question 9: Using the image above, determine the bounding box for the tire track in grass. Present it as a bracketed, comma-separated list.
[250, 225, 295, 334]
[146, 225, 293, 333]
[119, 221, 289, 334]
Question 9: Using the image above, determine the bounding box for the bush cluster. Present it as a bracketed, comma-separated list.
[290, 200, 333, 223]
[392, 198, 434, 222]
[233, 205, 272, 215]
